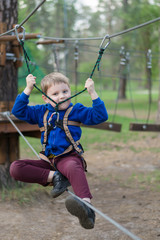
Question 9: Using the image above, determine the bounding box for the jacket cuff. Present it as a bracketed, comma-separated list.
[20, 91, 30, 103]
[92, 97, 102, 106]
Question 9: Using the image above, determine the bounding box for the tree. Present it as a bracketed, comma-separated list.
[18, 0, 78, 81]
[0, 0, 19, 188]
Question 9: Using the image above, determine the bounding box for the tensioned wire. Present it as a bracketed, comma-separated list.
[0, 110, 142, 240]
[38, 17, 160, 42]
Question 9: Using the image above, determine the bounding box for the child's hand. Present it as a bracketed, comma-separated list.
[24, 74, 36, 95]
[85, 78, 98, 100]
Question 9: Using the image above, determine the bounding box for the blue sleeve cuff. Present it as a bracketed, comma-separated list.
[92, 97, 102, 106]
[22, 91, 30, 99]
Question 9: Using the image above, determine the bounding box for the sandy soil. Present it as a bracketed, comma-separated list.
[0, 133, 160, 240]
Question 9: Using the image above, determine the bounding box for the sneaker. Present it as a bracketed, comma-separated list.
[51, 171, 70, 198]
[65, 195, 95, 229]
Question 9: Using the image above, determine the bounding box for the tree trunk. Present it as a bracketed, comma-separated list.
[156, 26, 160, 123]
[0, 0, 19, 188]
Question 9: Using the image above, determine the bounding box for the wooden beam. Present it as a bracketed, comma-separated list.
[129, 123, 160, 132]
[81, 122, 122, 132]
[0, 119, 40, 136]
[36, 40, 65, 45]
[0, 33, 41, 42]
[0, 118, 121, 138]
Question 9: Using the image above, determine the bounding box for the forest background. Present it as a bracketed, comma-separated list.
[18, 0, 160, 100]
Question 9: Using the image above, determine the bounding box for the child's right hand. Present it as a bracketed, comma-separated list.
[24, 74, 36, 95]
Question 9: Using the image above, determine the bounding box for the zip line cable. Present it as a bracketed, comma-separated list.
[67, 190, 142, 240]
[0, 111, 142, 240]
[38, 17, 160, 42]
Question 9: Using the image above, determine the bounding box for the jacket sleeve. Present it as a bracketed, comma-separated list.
[76, 97, 108, 125]
[12, 92, 43, 124]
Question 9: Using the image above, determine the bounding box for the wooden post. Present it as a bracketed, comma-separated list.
[12, 24, 23, 68]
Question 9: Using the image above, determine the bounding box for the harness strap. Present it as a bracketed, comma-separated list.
[39, 141, 80, 165]
[39, 106, 87, 171]
[39, 120, 81, 132]
[63, 106, 83, 155]
[42, 109, 49, 151]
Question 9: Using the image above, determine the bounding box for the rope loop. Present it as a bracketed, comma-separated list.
[20, 39, 31, 74]
[97, 48, 105, 71]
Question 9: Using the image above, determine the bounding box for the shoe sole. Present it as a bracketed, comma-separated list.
[65, 196, 94, 229]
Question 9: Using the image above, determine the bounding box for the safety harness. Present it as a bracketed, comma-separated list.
[39, 106, 87, 171]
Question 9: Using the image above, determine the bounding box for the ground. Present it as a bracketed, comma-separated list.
[0, 133, 160, 240]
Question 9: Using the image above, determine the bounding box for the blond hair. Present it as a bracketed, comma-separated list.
[41, 72, 70, 94]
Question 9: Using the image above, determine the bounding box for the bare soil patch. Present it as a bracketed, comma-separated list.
[0, 134, 160, 240]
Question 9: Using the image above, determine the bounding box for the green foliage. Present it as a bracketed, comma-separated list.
[18, 0, 160, 94]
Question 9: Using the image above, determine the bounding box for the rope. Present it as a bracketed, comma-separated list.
[0, 111, 142, 240]
[19, 34, 110, 112]
[0, 0, 46, 38]
[0, 112, 40, 159]
[67, 190, 142, 240]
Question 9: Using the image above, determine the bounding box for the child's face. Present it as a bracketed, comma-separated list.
[42, 82, 71, 110]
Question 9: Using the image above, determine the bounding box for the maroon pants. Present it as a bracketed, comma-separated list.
[10, 152, 92, 199]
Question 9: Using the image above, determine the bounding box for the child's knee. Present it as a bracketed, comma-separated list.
[10, 161, 21, 180]
[65, 160, 83, 176]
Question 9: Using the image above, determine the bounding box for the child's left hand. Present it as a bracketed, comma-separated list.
[85, 78, 95, 94]
[85, 78, 98, 100]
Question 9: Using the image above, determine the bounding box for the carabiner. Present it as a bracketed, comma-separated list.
[14, 25, 25, 42]
[48, 112, 60, 129]
[99, 34, 110, 50]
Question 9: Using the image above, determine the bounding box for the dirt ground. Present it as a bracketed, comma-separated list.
[1, 133, 160, 240]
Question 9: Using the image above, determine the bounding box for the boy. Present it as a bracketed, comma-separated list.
[10, 72, 108, 229]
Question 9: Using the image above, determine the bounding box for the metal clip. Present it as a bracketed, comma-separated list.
[99, 34, 110, 50]
[48, 112, 59, 129]
[14, 25, 25, 42]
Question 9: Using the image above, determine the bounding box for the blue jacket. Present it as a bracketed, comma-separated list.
[12, 92, 108, 156]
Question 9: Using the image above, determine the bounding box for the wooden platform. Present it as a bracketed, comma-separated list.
[0, 115, 122, 135]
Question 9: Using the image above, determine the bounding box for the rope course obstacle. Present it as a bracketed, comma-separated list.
[0, 1, 160, 239]
[36, 37, 122, 132]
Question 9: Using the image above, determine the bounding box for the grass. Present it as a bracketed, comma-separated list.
[0, 183, 48, 204]
[127, 171, 160, 191]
